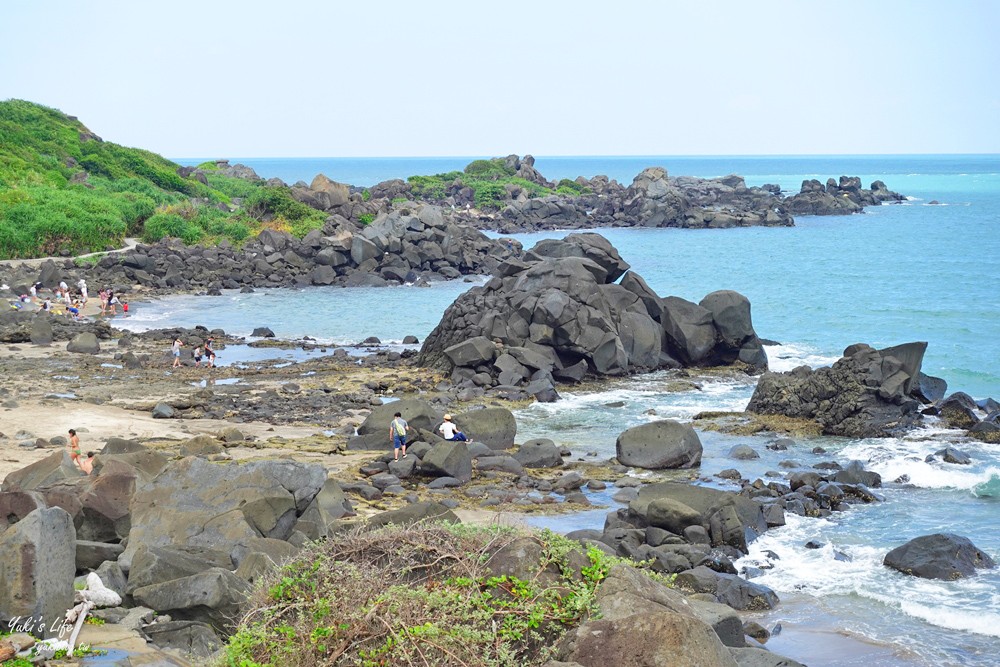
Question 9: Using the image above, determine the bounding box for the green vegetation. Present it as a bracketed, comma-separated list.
[407, 157, 557, 210]
[357, 213, 375, 225]
[0, 99, 324, 259]
[220, 523, 632, 667]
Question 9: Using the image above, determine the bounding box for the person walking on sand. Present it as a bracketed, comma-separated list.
[77, 279, 88, 305]
[171, 337, 183, 368]
[67, 429, 82, 466]
[390, 412, 409, 460]
[438, 414, 470, 442]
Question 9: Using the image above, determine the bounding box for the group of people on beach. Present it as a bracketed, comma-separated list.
[171, 337, 217, 368]
[389, 412, 470, 461]
[7, 279, 127, 319]
[67, 429, 95, 475]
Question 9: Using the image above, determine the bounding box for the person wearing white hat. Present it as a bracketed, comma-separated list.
[438, 414, 469, 442]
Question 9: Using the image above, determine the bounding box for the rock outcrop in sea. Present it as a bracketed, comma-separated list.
[420, 158, 906, 233]
[746, 341, 1000, 440]
[747, 342, 931, 437]
[417, 233, 768, 397]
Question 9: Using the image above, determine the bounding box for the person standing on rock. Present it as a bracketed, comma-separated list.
[77, 279, 88, 305]
[438, 414, 469, 442]
[67, 429, 82, 466]
[171, 337, 183, 368]
[390, 412, 409, 460]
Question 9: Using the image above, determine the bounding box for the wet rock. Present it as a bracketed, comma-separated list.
[884, 533, 995, 580]
[616, 420, 703, 469]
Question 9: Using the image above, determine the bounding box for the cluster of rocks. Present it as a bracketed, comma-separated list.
[0, 308, 113, 346]
[785, 176, 905, 216]
[423, 161, 905, 234]
[418, 233, 768, 400]
[0, 202, 516, 297]
[747, 341, 1000, 440]
[0, 435, 353, 656]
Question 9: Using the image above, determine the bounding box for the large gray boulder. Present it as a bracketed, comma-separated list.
[556, 610, 737, 667]
[884, 534, 996, 580]
[0, 507, 76, 638]
[630, 482, 768, 553]
[748, 342, 928, 437]
[616, 420, 703, 469]
[661, 297, 716, 365]
[357, 399, 439, 436]
[366, 502, 460, 528]
[30, 316, 53, 345]
[67, 332, 100, 354]
[126, 545, 234, 593]
[513, 439, 563, 468]
[454, 407, 517, 450]
[420, 441, 473, 482]
[132, 568, 250, 631]
[119, 457, 325, 570]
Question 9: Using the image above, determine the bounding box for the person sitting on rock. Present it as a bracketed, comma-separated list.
[78, 451, 96, 475]
[438, 414, 469, 442]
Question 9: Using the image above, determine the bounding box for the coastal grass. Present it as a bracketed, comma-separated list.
[407, 158, 554, 210]
[220, 523, 624, 667]
[0, 99, 325, 258]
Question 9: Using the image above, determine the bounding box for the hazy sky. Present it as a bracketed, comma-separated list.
[2, 0, 998, 157]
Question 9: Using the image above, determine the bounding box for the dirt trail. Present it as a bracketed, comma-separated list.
[0, 237, 140, 270]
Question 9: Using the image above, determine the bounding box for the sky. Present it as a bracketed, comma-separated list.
[2, 0, 998, 157]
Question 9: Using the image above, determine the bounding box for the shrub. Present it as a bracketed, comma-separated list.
[357, 213, 374, 225]
[220, 523, 620, 667]
[143, 212, 203, 244]
[474, 182, 509, 210]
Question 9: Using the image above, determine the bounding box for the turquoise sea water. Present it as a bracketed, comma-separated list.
[147, 156, 999, 666]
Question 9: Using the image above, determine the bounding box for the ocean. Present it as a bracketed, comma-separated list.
[153, 155, 1000, 666]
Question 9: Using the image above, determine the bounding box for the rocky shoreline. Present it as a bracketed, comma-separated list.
[4, 207, 998, 664]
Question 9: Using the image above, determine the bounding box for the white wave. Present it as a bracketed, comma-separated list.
[740, 515, 1000, 639]
[896, 601, 1000, 638]
[765, 342, 839, 373]
[836, 431, 1000, 490]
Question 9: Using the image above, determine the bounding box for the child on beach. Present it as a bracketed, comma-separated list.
[171, 337, 183, 368]
[193, 346, 203, 367]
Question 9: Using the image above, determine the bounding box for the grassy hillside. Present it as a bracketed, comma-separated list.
[0, 100, 324, 259]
